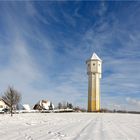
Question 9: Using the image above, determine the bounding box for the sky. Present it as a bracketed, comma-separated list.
[0, 1, 140, 111]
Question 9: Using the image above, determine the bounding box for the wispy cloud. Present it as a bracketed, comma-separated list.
[126, 97, 140, 106]
[0, 1, 140, 110]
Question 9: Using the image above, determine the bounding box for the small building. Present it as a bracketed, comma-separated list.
[22, 104, 31, 111]
[33, 100, 54, 110]
[0, 98, 8, 111]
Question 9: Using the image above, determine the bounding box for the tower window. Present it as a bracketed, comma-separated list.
[93, 63, 95, 66]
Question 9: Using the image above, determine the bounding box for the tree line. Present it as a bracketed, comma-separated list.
[0, 86, 76, 116]
[57, 102, 73, 109]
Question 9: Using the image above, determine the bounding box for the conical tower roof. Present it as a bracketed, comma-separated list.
[90, 53, 102, 61]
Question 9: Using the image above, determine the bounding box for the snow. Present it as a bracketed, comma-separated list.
[0, 113, 140, 140]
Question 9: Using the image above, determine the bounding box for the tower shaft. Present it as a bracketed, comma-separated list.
[88, 73, 100, 112]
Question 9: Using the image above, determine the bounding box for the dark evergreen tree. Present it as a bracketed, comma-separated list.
[68, 103, 73, 109]
[49, 102, 53, 110]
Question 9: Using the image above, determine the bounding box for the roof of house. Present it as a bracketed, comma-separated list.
[0, 98, 9, 106]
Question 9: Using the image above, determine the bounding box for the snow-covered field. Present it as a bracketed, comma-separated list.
[0, 113, 140, 140]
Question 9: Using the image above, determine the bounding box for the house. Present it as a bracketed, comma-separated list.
[0, 98, 8, 111]
[33, 100, 54, 110]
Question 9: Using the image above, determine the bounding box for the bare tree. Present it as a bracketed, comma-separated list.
[2, 87, 21, 116]
[62, 101, 67, 109]
[58, 102, 62, 109]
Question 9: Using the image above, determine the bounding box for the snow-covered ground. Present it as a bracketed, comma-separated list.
[0, 113, 140, 140]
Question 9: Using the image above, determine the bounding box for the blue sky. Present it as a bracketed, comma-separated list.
[0, 1, 140, 111]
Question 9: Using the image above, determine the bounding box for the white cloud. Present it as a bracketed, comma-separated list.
[98, 1, 107, 17]
[126, 97, 140, 106]
[0, 2, 140, 111]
